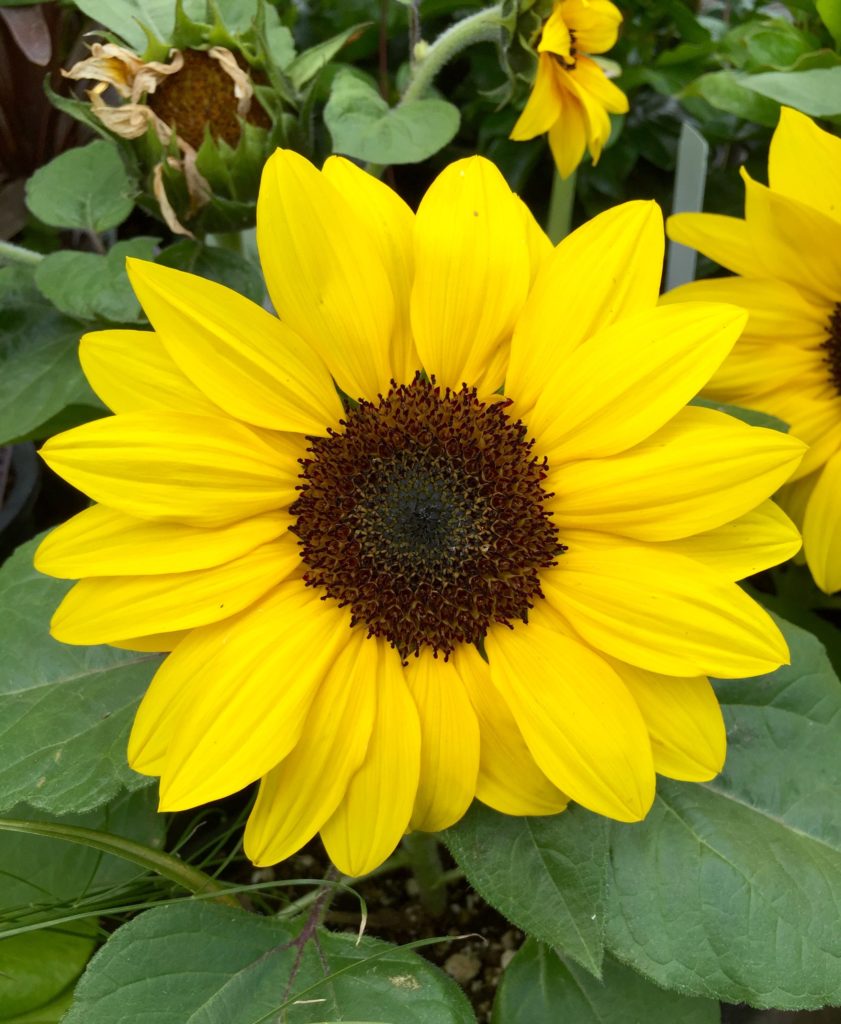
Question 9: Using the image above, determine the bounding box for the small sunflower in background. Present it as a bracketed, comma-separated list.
[509, 0, 628, 178]
[666, 108, 841, 594]
[35, 153, 804, 876]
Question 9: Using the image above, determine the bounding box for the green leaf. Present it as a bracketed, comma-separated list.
[445, 802, 607, 976]
[63, 902, 476, 1023]
[71, 0, 205, 51]
[722, 19, 820, 72]
[606, 617, 841, 1009]
[0, 267, 103, 446]
[3, 987, 73, 1024]
[817, 0, 841, 46]
[0, 791, 163, 1019]
[0, 536, 160, 815]
[691, 396, 789, 432]
[34, 238, 159, 323]
[492, 939, 719, 1024]
[325, 70, 460, 165]
[155, 240, 264, 304]
[25, 142, 136, 234]
[286, 23, 371, 91]
[742, 67, 841, 116]
[684, 70, 780, 126]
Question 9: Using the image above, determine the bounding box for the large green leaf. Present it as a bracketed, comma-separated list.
[285, 24, 370, 91]
[0, 791, 163, 1019]
[684, 70, 779, 126]
[606, 618, 841, 1009]
[63, 902, 476, 1023]
[25, 142, 136, 234]
[71, 0, 204, 51]
[325, 70, 460, 164]
[445, 802, 607, 976]
[492, 939, 719, 1024]
[0, 536, 160, 814]
[0, 267, 103, 446]
[34, 239, 159, 323]
[742, 66, 841, 116]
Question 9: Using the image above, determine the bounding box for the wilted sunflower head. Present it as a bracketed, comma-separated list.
[666, 107, 841, 593]
[510, 0, 628, 177]
[36, 152, 805, 876]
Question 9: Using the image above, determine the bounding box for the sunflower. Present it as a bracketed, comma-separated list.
[666, 108, 841, 593]
[509, 0, 628, 178]
[36, 152, 804, 876]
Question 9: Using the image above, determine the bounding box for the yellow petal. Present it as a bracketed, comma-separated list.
[666, 212, 757, 277]
[40, 411, 302, 526]
[322, 156, 419, 385]
[79, 330, 220, 415]
[515, 194, 554, 286]
[244, 630, 378, 867]
[547, 406, 806, 541]
[538, 6, 574, 59]
[661, 275, 828, 345]
[529, 302, 746, 462]
[410, 156, 530, 390]
[111, 631, 188, 652]
[486, 618, 655, 821]
[507, 200, 664, 415]
[125, 258, 342, 434]
[542, 536, 789, 678]
[257, 149, 394, 402]
[606, 658, 725, 782]
[570, 57, 628, 114]
[769, 107, 841, 225]
[50, 534, 300, 645]
[561, 0, 623, 53]
[777, 470, 820, 531]
[803, 451, 841, 593]
[510, 53, 563, 141]
[404, 650, 479, 833]
[154, 584, 352, 809]
[742, 169, 841, 304]
[453, 643, 567, 816]
[35, 503, 290, 578]
[547, 94, 588, 179]
[562, 68, 613, 164]
[321, 652, 421, 877]
[659, 500, 801, 580]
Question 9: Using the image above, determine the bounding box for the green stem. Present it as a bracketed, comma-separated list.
[400, 3, 505, 105]
[0, 240, 45, 266]
[0, 818, 239, 907]
[276, 852, 408, 919]
[545, 167, 577, 245]
[402, 832, 447, 917]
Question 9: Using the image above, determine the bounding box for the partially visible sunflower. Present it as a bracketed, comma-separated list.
[36, 153, 803, 876]
[666, 108, 841, 593]
[509, 0, 628, 177]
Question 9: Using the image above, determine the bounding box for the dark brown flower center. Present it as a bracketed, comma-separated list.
[291, 377, 563, 659]
[148, 50, 268, 150]
[822, 303, 841, 395]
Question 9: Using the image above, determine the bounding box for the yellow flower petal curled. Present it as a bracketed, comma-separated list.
[486, 618, 655, 822]
[38, 147, 800, 875]
[667, 212, 757, 277]
[803, 451, 841, 594]
[244, 630, 378, 868]
[321, 653, 421, 878]
[769, 107, 841, 225]
[405, 650, 480, 833]
[40, 411, 304, 526]
[410, 157, 530, 391]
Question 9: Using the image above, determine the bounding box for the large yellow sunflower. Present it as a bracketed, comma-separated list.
[509, 0, 628, 177]
[666, 108, 841, 593]
[36, 152, 804, 876]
